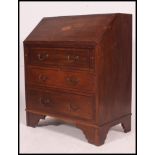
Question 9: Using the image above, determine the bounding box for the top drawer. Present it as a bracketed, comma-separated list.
[25, 47, 95, 71]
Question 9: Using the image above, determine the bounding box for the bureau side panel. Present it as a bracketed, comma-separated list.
[98, 14, 132, 124]
[23, 44, 29, 112]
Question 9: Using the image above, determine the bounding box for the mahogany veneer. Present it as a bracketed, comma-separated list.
[24, 13, 132, 146]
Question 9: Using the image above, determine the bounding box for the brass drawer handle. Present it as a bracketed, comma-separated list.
[66, 76, 79, 86]
[38, 74, 48, 82]
[40, 97, 53, 106]
[68, 103, 79, 112]
[67, 55, 79, 62]
[37, 53, 48, 61]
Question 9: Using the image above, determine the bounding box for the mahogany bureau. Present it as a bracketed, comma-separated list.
[24, 13, 132, 146]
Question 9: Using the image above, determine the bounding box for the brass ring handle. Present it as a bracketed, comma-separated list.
[67, 55, 79, 62]
[68, 103, 79, 112]
[38, 74, 48, 82]
[67, 55, 74, 63]
[37, 53, 48, 61]
[75, 56, 79, 60]
[66, 77, 79, 86]
[40, 97, 52, 106]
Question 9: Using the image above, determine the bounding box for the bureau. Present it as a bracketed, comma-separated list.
[24, 13, 132, 146]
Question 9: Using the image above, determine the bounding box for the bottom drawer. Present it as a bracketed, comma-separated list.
[26, 88, 95, 120]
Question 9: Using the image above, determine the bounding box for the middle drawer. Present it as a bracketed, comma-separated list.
[27, 67, 96, 92]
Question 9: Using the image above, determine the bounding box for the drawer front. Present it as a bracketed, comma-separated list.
[27, 67, 95, 92]
[26, 48, 94, 70]
[26, 88, 95, 120]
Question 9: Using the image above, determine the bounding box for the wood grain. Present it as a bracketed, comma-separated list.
[24, 13, 132, 146]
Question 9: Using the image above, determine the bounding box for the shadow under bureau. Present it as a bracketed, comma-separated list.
[24, 13, 132, 146]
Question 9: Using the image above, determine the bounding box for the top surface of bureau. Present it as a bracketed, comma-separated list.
[24, 14, 118, 44]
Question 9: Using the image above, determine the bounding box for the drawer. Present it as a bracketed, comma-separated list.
[27, 67, 95, 92]
[26, 88, 95, 120]
[26, 47, 94, 70]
